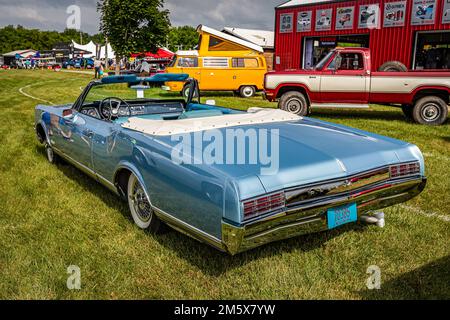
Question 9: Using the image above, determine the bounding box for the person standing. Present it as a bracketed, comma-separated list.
[94, 58, 101, 79]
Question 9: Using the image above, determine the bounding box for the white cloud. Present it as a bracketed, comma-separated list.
[0, 0, 284, 34]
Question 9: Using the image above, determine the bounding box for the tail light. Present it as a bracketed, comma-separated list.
[243, 192, 285, 220]
[389, 162, 420, 179]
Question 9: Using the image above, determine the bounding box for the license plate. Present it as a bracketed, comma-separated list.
[327, 203, 357, 229]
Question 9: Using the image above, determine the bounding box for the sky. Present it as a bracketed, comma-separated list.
[0, 0, 285, 34]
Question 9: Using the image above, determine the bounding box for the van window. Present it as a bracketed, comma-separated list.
[232, 58, 259, 68]
[203, 57, 229, 68]
[178, 57, 198, 68]
[209, 36, 245, 51]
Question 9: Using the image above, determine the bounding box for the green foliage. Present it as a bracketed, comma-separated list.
[167, 26, 199, 52]
[98, 0, 170, 59]
[0, 25, 104, 54]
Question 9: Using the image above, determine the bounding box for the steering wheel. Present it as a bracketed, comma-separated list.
[100, 97, 131, 120]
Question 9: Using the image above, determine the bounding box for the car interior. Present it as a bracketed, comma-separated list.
[78, 91, 240, 124]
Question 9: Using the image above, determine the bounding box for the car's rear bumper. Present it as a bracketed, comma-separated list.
[221, 177, 426, 255]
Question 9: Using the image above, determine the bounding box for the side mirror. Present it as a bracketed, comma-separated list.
[62, 109, 74, 120]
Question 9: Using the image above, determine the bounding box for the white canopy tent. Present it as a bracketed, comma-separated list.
[71, 40, 115, 59]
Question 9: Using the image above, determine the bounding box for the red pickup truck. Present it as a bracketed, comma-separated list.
[264, 48, 449, 126]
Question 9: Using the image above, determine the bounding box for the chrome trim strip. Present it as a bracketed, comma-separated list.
[52, 147, 118, 194]
[222, 177, 426, 255]
[152, 207, 225, 251]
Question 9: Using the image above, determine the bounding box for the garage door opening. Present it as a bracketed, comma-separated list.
[302, 34, 369, 69]
[414, 31, 450, 70]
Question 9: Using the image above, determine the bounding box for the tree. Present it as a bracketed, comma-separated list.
[97, 0, 171, 73]
[0, 25, 104, 54]
[167, 26, 199, 52]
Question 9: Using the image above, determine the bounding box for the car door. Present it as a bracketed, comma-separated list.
[91, 121, 125, 184]
[54, 111, 95, 171]
[320, 51, 370, 103]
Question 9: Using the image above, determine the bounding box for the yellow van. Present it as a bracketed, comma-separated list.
[164, 25, 268, 98]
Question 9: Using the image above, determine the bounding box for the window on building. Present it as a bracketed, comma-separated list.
[208, 36, 245, 51]
[232, 58, 259, 68]
[177, 57, 198, 68]
[328, 52, 364, 71]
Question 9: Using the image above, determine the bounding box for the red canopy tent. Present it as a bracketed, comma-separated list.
[130, 48, 174, 61]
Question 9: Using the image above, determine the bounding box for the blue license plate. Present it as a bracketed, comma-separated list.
[327, 203, 358, 229]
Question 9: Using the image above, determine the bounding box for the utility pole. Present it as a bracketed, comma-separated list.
[105, 37, 109, 70]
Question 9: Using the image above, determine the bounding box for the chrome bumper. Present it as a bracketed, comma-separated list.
[221, 177, 426, 255]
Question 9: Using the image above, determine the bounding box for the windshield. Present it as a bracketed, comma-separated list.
[314, 51, 335, 70]
[168, 55, 177, 67]
[82, 83, 181, 107]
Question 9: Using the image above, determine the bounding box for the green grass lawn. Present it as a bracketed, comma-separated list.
[0, 69, 449, 299]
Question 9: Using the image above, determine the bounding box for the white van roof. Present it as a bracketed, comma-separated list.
[175, 50, 199, 56]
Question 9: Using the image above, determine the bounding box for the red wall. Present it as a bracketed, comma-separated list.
[275, 0, 450, 71]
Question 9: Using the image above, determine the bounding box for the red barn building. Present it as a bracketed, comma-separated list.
[274, 0, 450, 71]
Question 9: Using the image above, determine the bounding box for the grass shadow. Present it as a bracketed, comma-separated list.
[153, 220, 366, 277]
[358, 255, 450, 299]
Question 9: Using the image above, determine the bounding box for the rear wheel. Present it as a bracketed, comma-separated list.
[127, 173, 163, 232]
[278, 91, 310, 116]
[239, 86, 256, 98]
[412, 96, 448, 126]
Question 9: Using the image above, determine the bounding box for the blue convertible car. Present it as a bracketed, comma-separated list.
[35, 74, 426, 255]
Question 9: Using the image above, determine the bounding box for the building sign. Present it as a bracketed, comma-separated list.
[358, 4, 380, 29]
[383, 1, 406, 27]
[411, 0, 436, 25]
[316, 8, 333, 31]
[442, 0, 450, 24]
[280, 13, 294, 33]
[297, 11, 312, 32]
[336, 7, 355, 30]
[319, 37, 337, 47]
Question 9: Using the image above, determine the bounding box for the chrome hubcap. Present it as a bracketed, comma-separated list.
[46, 147, 53, 162]
[243, 87, 253, 96]
[422, 103, 440, 122]
[287, 98, 303, 113]
[130, 180, 152, 222]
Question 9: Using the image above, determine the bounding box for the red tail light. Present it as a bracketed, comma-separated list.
[389, 162, 420, 179]
[243, 192, 285, 220]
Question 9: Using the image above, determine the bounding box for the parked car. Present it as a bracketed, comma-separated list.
[35, 74, 426, 255]
[264, 48, 450, 125]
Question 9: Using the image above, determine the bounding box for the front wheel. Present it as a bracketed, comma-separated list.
[278, 91, 310, 116]
[182, 84, 198, 99]
[127, 174, 163, 232]
[45, 143, 59, 164]
[412, 96, 448, 126]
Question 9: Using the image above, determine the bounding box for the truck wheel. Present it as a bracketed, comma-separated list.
[412, 96, 448, 126]
[239, 86, 256, 98]
[401, 104, 414, 120]
[378, 61, 408, 72]
[279, 91, 310, 116]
